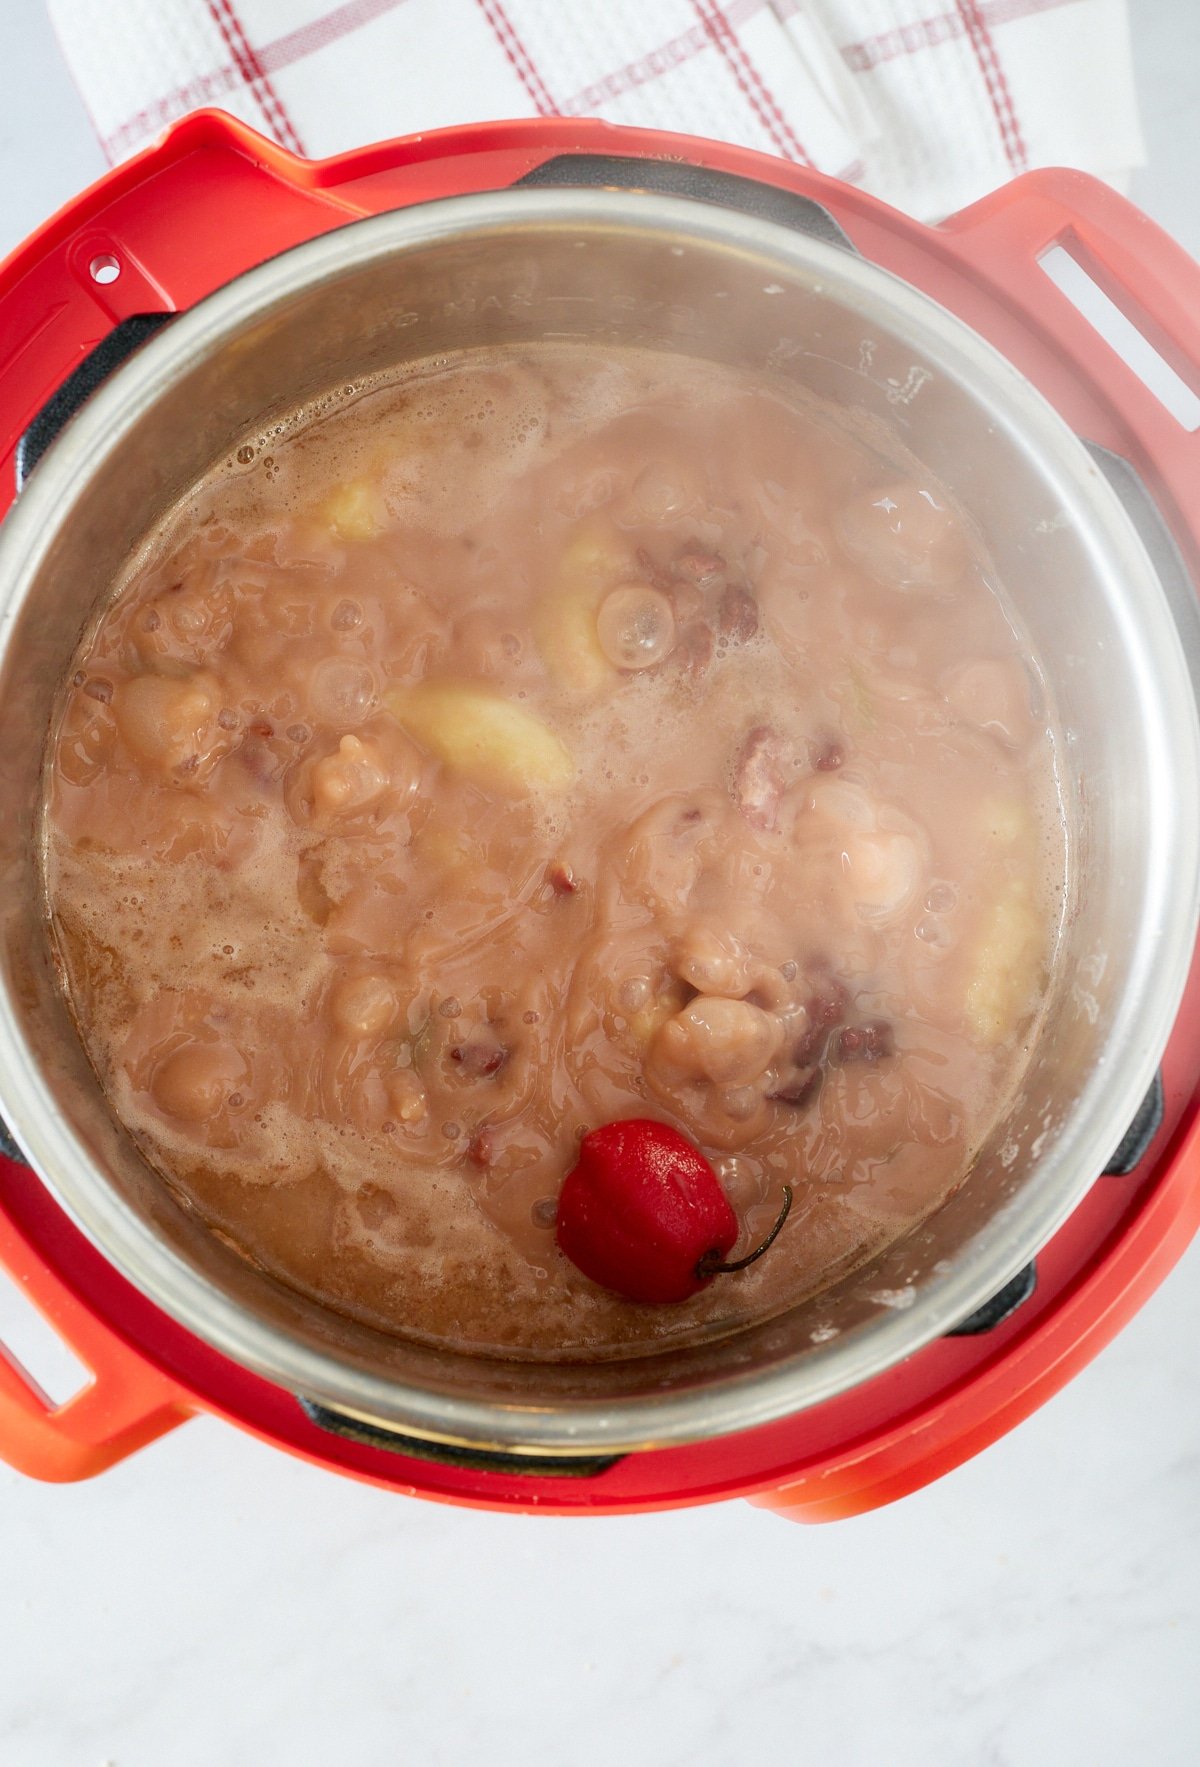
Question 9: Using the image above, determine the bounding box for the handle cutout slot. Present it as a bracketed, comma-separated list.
[1038, 239, 1200, 431]
[0, 1267, 91, 1406]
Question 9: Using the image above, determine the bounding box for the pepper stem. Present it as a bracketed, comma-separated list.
[696, 1186, 793, 1279]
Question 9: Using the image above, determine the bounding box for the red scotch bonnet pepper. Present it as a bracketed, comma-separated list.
[555, 1118, 792, 1304]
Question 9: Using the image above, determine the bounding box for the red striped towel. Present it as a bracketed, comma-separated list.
[47, 0, 1144, 219]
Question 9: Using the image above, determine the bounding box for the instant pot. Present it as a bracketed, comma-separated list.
[1, 111, 1198, 1521]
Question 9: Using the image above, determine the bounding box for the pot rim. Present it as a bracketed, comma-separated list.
[1, 186, 1196, 1454]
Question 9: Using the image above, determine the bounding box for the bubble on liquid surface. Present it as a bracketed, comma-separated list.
[916, 915, 950, 948]
[309, 658, 376, 725]
[596, 585, 675, 671]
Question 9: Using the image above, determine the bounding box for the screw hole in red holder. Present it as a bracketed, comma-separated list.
[88, 254, 121, 286]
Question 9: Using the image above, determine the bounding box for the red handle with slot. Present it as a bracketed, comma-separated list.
[937, 168, 1200, 573]
[0, 1170, 191, 1481]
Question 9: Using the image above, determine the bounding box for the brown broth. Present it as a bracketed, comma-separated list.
[42, 345, 1065, 1358]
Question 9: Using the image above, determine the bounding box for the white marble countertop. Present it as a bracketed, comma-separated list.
[1, 4, 1199, 1762]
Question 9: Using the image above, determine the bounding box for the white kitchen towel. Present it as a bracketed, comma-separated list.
[46, 0, 1145, 221]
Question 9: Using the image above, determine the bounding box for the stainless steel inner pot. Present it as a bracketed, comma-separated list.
[0, 189, 1196, 1457]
